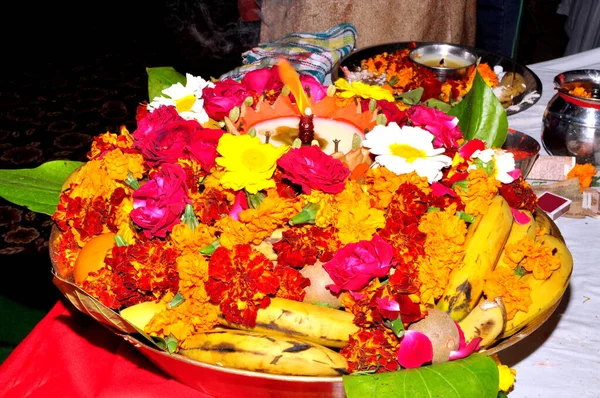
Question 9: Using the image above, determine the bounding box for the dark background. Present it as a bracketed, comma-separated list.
[0, 0, 568, 363]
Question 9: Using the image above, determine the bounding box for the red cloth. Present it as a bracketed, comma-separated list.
[0, 299, 211, 398]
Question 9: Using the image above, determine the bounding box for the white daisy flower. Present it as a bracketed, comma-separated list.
[469, 148, 517, 183]
[147, 73, 215, 124]
[362, 122, 452, 183]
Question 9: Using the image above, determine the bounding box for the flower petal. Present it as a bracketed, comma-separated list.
[397, 330, 433, 369]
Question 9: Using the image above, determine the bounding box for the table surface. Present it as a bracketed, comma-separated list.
[498, 47, 600, 398]
[1, 48, 599, 398]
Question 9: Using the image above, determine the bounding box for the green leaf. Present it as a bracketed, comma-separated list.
[147, 66, 186, 102]
[0, 160, 83, 216]
[447, 71, 508, 148]
[395, 87, 424, 105]
[423, 98, 452, 112]
[343, 353, 499, 398]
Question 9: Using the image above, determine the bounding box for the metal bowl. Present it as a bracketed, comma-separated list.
[408, 43, 478, 82]
[502, 129, 541, 179]
[542, 69, 600, 166]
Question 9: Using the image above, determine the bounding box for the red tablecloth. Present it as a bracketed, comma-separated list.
[0, 299, 212, 398]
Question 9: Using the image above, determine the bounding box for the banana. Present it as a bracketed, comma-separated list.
[220, 297, 359, 348]
[120, 296, 359, 349]
[496, 209, 537, 267]
[178, 328, 348, 376]
[458, 297, 507, 348]
[499, 234, 573, 339]
[437, 195, 514, 322]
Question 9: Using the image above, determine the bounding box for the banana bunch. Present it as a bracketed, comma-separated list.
[451, 203, 573, 349]
[220, 297, 359, 348]
[437, 195, 514, 322]
[121, 296, 359, 349]
[178, 328, 348, 376]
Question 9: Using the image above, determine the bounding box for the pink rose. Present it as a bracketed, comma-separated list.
[323, 234, 394, 294]
[203, 79, 250, 120]
[407, 105, 463, 149]
[277, 145, 350, 194]
[298, 75, 328, 102]
[131, 163, 189, 238]
[133, 105, 223, 171]
[241, 66, 284, 93]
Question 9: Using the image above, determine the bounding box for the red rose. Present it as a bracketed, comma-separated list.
[277, 145, 350, 194]
[130, 163, 189, 238]
[361, 99, 407, 124]
[133, 105, 223, 171]
[203, 79, 250, 120]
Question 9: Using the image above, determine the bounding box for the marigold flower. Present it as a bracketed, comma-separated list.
[455, 168, 501, 217]
[205, 244, 280, 328]
[334, 78, 395, 102]
[504, 238, 561, 280]
[484, 265, 532, 320]
[567, 163, 597, 192]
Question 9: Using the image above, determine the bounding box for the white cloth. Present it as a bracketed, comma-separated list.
[500, 47, 600, 398]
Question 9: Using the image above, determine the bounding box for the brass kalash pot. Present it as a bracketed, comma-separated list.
[542, 69, 600, 165]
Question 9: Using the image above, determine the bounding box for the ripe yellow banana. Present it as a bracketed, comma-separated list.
[496, 210, 536, 267]
[437, 195, 514, 322]
[178, 328, 348, 376]
[221, 297, 359, 348]
[120, 296, 359, 349]
[499, 234, 573, 339]
[458, 297, 507, 348]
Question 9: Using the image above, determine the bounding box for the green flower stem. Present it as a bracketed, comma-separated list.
[199, 239, 220, 256]
[182, 203, 199, 232]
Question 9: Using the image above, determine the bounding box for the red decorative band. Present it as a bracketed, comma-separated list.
[558, 91, 600, 110]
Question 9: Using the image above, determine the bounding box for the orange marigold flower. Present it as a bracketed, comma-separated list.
[484, 265, 532, 320]
[334, 181, 385, 244]
[169, 223, 217, 254]
[568, 86, 592, 98]
[417, 204, 467, 305]
[146, 252, 220, 342]
[205, 244, 280, 328]
[455, 168, 501, 216]
[505, 239, 561, 280]
[88, 127, 135, 159]
[567, 163, 597, 192]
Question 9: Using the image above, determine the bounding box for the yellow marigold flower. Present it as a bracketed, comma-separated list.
[484, 264, 532, 319]
[567, 163, 597, 192]
[306, 190, 337, 228]
[103, 149, 145, 181]
[417, 205, 467, 305]
[456, 168, 501, 216]
[114, 197, 137, 244]
[497, 364, 517, 393]
[216, 134, 288, 194]
[334, 78, 395, 102]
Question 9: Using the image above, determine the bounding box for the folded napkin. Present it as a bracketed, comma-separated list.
[219, 22, 358, 84]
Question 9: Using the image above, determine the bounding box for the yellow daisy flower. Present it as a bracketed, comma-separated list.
[334, 78, 395, 102]
[216, 134, 288, 194]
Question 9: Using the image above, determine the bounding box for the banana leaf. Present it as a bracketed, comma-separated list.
[343, 353, 499, 398]
[448, 70, 508, 148]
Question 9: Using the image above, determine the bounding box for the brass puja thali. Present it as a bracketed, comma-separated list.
[332, 41, 543, 116]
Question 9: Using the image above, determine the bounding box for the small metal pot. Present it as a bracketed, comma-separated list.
[408, 43, 477, 82]
[542, 69, 600, 165]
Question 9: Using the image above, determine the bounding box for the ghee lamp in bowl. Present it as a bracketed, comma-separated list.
[409, 43, 477, 82]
